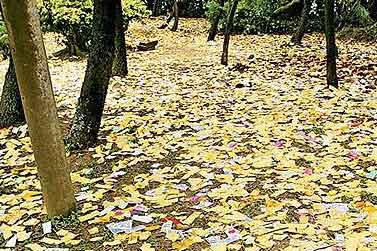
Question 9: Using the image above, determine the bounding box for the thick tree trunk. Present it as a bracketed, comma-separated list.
[221, 0, 239, 66]
[324, 0, 338, 88]
[1, 0, 76, 217]
[171, 0, 179, 31]
[112, 0, 128, 77]
[0, 54, 25, 128]
[207, 0, 225, 41]
[68, 0, 116, 149]
[291, 0, 310, 45]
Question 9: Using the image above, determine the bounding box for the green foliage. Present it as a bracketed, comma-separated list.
[0, 17, 9, 58]
[205, 0, 376, 35]
[234, 0, 295, 34]
[206, 0, 298, 34]
[39, 0, 93, 52]
[339, 0, 374, 27]
[205, 0, 225, 22]
[39, 0, 150, 53]
[0, 20, 7, 48]
[123, 0, 151, 21]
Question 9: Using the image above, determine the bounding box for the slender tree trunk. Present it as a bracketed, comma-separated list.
[68, 0, 116, 149]
[370, 0, 377, 20]
[324, 0, 338, 88]
[221, 0, 239, 66]
[152, 0, 159, 16]
[207, 0, 225, 41]
[1, 0, 76, 217]
[291, 0, 310, 44]
[0, 54, 25, 128]
[112, 0, 128, 77]
[171, 0, 179, 31]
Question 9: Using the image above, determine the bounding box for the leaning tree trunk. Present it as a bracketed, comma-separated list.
[171, 0, 179, 31]
[1, 0, 76, 217]
[68, 0, 116, 149]
[112, 0, 128, 77]
[208, 0, 225, 41]
[324, 0, 338, 88]
[0, 54, 25, 128]
[291, 0, 310, 45]
[221, 0, 239, 66]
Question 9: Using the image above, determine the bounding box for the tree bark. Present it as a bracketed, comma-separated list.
[152, 0, 159, 16]
[0, 54, 25, 128]
[370, 0, 377, 20]
[171, 0, 179, 31]
[112, 0, 128, 77]
[221, 0, 239, 66]
[1, 0, 76, 217]
[68, 0, 116, 149]
[291, 0, 310, 45]
[324, 0, 338, 88]
[207, 0, 225, 41]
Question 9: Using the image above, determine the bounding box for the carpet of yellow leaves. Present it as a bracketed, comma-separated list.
[0, 18, 377, 250]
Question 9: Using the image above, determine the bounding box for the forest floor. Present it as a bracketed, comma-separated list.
[1, 18, 377, 251]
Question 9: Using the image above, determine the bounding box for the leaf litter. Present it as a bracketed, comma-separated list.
[0, 18, 377, 250]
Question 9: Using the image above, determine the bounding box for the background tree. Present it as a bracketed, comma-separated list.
[113, 0, 128, 77]
[152, 0, 161, 15]
[291, 0, 311, 44]
[221, 0, 239, 65]
[324, 0, 338, 87]
[171, 0, 180, 31]
[68, 0, 116, 149]
[0, 7, 25, 128]
[207, 0, 225, 41]
[0, 54, 25, 128]
[1, 0, 76, 217]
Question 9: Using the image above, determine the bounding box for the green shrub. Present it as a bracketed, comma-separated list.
[206, 0, 225, 22]
[206, 0, 299, 34]
[123, 0, 151, 21]
[39, 0, 92, 55]
[39, 0, 150, 56]
[234, 0, 296, 34]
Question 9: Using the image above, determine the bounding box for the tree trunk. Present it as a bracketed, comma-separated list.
[171, 0, 179, 31]
[66, 32, 87, 57]
[370, 0, 377, 20]
[152, 0, 159, 16]
[324, 0, 338, 88]
[207, 0, 225, 41]
[1, 0, 76, 217]
[0, 54, 25, 128]
[112, 0, 128, 77]
[68, 0, 116, 149]
[221, 0, 239, 66]
[291, 0, 310, 45]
